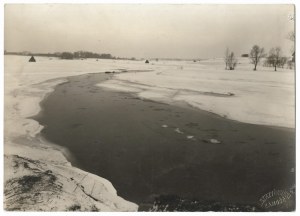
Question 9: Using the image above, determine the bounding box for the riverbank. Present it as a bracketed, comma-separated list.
[4, 56, 140, 211]
[35, 72, 295, 211]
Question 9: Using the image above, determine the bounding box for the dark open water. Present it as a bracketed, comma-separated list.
[33, 72, 295, 211]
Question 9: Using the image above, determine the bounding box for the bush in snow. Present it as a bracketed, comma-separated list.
[224, 48, 238, 70]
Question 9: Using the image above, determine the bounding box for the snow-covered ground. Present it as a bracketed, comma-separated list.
[98, 57, 295, 128]
[4, 55, 294, 211]
[4, 55, 141, 211]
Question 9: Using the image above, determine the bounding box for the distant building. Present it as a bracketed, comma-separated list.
[29, 56, 36, 62]
[145, 60, 149, 64]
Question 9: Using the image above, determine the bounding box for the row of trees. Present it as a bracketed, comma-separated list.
[61, 51, 114, 59]
[225, 45, 293, 71]
[249, 45, 290, 71]
[4, 50, 116, 60]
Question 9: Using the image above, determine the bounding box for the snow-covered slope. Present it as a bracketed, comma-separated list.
[98, 58, 295, 128]
[4, 55, 139, 211]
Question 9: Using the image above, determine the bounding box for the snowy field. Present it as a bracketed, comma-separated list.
[98, 57, 295, 128]
[4, 55, 295, 210]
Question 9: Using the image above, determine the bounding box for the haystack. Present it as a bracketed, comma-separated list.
[29, 56, 36, 62]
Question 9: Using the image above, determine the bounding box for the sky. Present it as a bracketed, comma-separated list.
[4, 4, 295, 59]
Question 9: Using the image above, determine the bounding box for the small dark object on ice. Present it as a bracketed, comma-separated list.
[29, 56, 36, 62]
[145, 60, 149, 64]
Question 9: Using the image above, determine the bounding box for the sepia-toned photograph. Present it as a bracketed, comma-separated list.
[3, 2, 296, 212]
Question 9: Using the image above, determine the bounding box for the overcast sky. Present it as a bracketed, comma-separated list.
[4, 4, 294, 59]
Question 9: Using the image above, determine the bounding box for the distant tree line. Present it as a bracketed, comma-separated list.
[72, 51, 114, 59]
[4, 50, 116, 60]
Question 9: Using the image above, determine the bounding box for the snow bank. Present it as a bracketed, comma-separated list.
[4, 55, 139, 211]
[97, 58, 295, 128]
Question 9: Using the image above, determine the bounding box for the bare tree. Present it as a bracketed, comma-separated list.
[229, 52, 238, 70]
[287, 31, 295, 57]
[224, 48, 230, 70]
[267, 47, 282, 71]
[249, 45, 265, 71]
[288, 31, 295, 66]
[224, 48, 238, 70]
[287, 60, 294, 69]
[278, 57, 288, 68]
